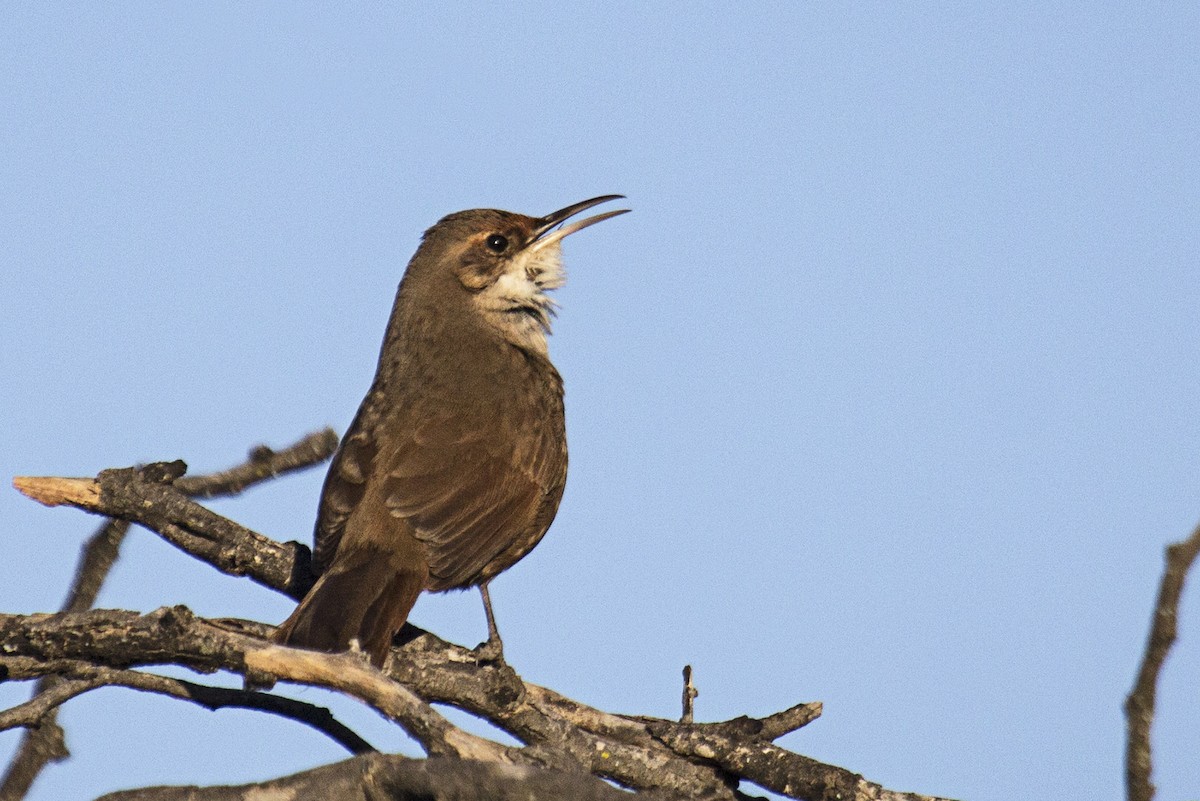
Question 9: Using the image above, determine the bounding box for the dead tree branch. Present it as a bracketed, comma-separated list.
[13, 468, 308, 598]
[6, 455, 960, 801]
[1124, 519, 1200, 801]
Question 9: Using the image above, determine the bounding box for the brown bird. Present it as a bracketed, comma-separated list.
[275, 195, 629, 666]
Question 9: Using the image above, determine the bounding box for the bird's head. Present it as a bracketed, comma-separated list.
[404, 195, 629, 355]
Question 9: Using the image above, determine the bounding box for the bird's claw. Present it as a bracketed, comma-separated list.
[470, 635, 505, 665]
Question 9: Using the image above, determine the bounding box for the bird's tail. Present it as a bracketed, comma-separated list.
[273, 545, 427, 667]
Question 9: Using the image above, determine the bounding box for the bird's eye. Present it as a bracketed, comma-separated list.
[485, 234, 509, 253]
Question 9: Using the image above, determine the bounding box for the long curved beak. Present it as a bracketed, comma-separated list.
[530, 195, 630, 251]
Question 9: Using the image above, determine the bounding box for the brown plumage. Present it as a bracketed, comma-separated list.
[275, 196, 628, 666]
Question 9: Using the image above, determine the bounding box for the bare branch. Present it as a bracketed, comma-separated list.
[62, 519, 133, 614]
[12, 430, 338, 601]
[247, 645, 513, 763]
[13, 466, 311, 598]
[677, 702, 824, 742]
[93, 753, 631, 801]
[0, 605, 958, 801]
[173, 429, 339, 498]
[0, 676, 99, 731]
[0, 658, 372, 756]
[0, 608, 508, 764]
[1125, 519, 1200, 801]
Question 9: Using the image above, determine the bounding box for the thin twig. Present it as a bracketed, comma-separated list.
[680, 665, 697, 724]
[63, 519, 132, 614]
[174, 430, 338, 497]
[736, 701, 824, 741]
[1124, 520, 1200, 801]
[0, 659, 372, 755]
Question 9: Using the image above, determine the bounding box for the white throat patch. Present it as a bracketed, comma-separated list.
[474, 241, 565, 355]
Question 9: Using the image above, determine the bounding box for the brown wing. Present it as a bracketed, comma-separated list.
[381, 381, 566, 591]
[311, 388, 386, 574]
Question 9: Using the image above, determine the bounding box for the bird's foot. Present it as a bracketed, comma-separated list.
[470, 634, 506, 665]
[347, 637, 378, 668]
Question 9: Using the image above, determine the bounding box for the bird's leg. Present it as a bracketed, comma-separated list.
[471, 582, 505, 663]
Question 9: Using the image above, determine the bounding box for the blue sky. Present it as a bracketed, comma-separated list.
[2, 4, 1197, 800]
